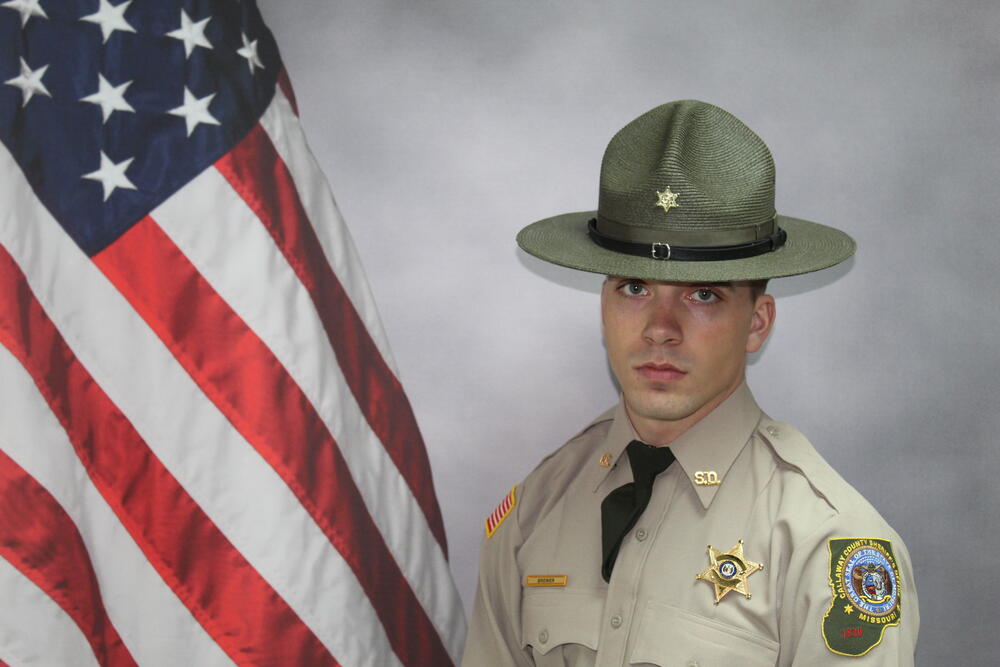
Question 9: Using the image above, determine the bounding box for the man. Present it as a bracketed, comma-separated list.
[462, 100, 918, 665]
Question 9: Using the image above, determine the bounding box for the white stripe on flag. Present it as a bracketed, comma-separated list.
[264, 87, 400, 377]
[263, 93, 469, 653]
[0, 346, 229, 666]
[0, 144, 400, 666]
[0, 554, 100, 667]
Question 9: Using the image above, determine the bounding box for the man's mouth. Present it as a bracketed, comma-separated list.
[635, 362, 687, 382]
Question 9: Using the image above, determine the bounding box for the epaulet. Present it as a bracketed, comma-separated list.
[530, 405, 616, 470]
[485, 406, 617, 539]
[755, 416, 854, 513]
[567, 405, 616, 442]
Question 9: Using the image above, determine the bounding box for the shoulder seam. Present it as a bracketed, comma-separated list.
[532, 407, 616, 469]
[567, 407, 615, 442]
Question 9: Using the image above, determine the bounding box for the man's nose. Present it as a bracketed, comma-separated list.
[642, 298, 683, 345]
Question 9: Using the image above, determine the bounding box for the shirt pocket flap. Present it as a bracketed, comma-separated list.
[521, 591, 604, 656]
[631, 600, 779, 667]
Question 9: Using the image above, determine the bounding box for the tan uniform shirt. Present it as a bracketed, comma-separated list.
[463, 384, 919, 666]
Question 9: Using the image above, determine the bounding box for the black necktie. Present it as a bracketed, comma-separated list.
[600, 440, 675, 582]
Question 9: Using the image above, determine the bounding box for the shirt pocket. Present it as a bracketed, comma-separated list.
[630, 600, 779, 667]
[520, 590, 604, 662]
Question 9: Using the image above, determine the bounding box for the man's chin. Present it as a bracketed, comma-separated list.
[625, 394, 699, 425]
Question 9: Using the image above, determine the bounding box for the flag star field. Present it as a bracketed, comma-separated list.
[1, 0, 279, 254]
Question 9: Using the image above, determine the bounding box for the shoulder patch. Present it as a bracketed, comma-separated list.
[485, 486, 517, 538]
[822, 537, 902, 656]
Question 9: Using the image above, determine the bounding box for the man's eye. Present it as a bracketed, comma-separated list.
[691, 288, 720, 303]
[620, 281, 648, 296]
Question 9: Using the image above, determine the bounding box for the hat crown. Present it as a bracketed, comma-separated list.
[599, 100, 776, 233]
[515, 99, 856, 282]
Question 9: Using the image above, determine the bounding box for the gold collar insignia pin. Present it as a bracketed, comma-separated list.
[599, 453, 613, 467]
[695, 540, 763, 604]
[694, 470, 720, 486]
[654, 186, 679, 214]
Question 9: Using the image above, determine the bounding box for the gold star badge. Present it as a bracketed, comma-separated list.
[654, 186, 679, 214]
[695, 540, 763, 604]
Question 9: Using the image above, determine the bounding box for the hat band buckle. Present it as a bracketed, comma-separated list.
[651, 243, 671, 260]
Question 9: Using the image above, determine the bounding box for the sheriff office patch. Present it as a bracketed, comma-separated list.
[823, 537, 902, 656]
[485, 486, 517, 538]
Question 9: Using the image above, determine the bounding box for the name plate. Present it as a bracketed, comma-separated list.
[525, 574, 568, 587]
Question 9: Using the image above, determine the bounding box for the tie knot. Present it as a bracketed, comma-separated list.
[626, 440, 675, 482]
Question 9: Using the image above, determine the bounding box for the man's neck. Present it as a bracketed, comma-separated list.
[624, 379, 745, 446]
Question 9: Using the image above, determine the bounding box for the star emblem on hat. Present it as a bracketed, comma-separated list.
[654, 186, 679, 214]
[695, 540, 763, 604]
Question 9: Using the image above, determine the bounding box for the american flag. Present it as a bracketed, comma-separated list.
[0, 1, 464, 664]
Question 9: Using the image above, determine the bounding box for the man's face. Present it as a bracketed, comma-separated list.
[600, 278, 775, 443]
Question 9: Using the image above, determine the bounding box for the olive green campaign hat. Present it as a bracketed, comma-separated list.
[517, 100, 856, 282]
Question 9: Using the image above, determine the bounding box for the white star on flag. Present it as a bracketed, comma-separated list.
[4, 58, 50, 107]
[166, 9, 212, 58]
[80, 0, 136, 44]
[237, 32, 264, 74]
[2, 0, 47, 27]
[82, 151, 137, 201]
[80, 74, 134, 122]
[168, 87, 220, 136]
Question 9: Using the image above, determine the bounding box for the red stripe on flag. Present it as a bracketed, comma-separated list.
[277, 68, 298, 116]
[0, 245, 337, 667]
[93, 217, 453, 667]
[215, 124, 449, 555]
[0, 449, 137, 667]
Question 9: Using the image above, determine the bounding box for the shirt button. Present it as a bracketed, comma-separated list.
[538, 629, 548, 644]
[766, 425, 779, 437]
[636, 528, 647, 541]
[610, 614, 623, 628]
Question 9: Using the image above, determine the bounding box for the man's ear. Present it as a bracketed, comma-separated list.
[746, 294, 775, 354]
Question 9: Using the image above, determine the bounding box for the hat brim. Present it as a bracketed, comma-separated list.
[516, 211, 856, 282]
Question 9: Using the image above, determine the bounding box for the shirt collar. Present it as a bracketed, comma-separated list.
[592, 382, 762, 508]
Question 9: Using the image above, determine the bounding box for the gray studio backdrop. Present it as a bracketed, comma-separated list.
[262, 2, 999, 664]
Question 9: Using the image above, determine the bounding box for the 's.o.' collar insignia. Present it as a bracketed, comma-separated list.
[694, 470, 721, 486]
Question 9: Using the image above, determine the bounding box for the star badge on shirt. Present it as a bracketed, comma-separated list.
[695, 540, 763, 604]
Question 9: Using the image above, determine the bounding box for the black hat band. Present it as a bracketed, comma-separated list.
[587, 218, 787, 262]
